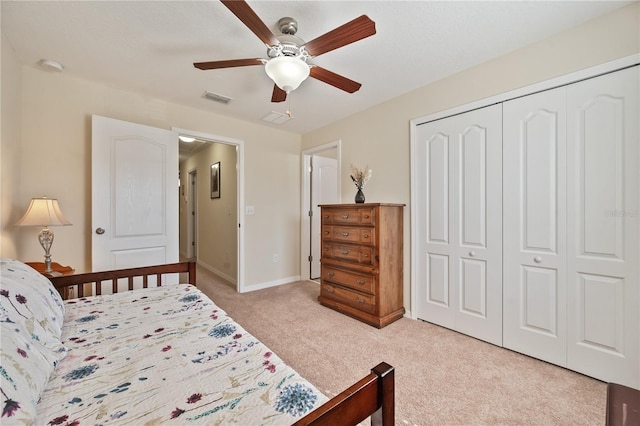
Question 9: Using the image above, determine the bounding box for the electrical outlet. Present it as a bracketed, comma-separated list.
[272, 254, 279, 263]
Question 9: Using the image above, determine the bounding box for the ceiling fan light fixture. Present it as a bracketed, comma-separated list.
[265, 56, 310, 93]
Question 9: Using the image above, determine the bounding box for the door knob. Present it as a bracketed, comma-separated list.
[469, 251, 476, 257]
[95, 227, 105, 235]
[533, 256, 542, 263]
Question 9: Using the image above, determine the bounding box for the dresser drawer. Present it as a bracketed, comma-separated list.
[322, 207, 375, 225]
[322, 225, 374, 244]
[322, 242, 373, 265]
[321, 283, 375, 314]
[322, 265, 375, 294]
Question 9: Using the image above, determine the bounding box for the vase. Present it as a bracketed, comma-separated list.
[355, 188, 365, 203]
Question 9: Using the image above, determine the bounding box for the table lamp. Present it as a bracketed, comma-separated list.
[15, 197, 71, 274]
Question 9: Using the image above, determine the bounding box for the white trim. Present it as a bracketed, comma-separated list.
[299, 140, 342, 281]
[242, 275, 302, 292]
[410, 54, 640, 127]
[172, 126, 246, 293]
[409, 54, 640, 319]
[197, 259, 237, 286]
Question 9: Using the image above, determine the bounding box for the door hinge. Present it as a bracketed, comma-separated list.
[308, 255, 313, 261]
[308, 210, 313, 217]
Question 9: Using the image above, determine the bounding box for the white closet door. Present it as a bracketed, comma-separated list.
[415, 104, 503, 345]
[503, 88, 568, 366]
[566, 66, 639, 388]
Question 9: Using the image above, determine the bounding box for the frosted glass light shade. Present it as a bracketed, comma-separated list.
[265, 56, 310, 93]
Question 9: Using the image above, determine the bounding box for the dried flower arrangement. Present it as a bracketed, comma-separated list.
[350, 164, 372, 190]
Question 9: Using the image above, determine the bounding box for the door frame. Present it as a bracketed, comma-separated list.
[300, 140, 342, 281]
[173, 127, 246, 293]
[409, 53, 639, 319]
[187, 168, 197, 259]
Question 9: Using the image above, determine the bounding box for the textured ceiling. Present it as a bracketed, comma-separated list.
[2, 1, 631, 134]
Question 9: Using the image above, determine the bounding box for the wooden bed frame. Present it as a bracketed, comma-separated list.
[49, 261, 395, 425]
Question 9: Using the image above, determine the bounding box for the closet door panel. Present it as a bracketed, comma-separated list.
[416, 104, 502, 345]
[567, 66, 639, 388]
[416, 127, 456, 327]
[503, 88, 567, 366]
[453, 110, 502, 345]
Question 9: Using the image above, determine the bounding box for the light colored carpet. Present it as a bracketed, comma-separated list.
[194, 266, 606, 426]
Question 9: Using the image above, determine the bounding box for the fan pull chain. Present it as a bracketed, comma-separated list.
[286, 95, 293, 118]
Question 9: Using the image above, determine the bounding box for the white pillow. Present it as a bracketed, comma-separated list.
[0, 259, 65, 340]
[0, 323, 57, 423]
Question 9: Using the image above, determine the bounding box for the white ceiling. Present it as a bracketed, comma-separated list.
[2, 1, 631, 134]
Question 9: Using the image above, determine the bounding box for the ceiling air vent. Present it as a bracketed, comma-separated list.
[202, 91, 232, 104]
[262, 111, 292, 125]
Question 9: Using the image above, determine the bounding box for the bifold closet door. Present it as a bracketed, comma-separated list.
[415, 104, 502, 346]
[503, 88, 568, 366]
[565, 66, 639, 388]
[504, 66, 639, 387]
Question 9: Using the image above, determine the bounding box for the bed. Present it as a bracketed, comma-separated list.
[0, 258, 394, 425]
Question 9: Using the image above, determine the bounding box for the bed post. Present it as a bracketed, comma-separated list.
[370, 362, 395, 426]
[187, 260, 197, 286]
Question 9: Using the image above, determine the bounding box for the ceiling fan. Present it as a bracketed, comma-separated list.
[193, 0, 376, 103]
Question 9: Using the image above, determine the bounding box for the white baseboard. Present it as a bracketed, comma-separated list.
[240, 275, 302, 293]
[196, 260, 237, 286]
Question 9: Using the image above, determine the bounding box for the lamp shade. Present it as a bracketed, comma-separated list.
[264, 56, 310, 93]
[15, 197, 71, 227]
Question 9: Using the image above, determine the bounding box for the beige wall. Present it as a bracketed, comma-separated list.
[2, 3, 638, 296]
[6, 65, 301, 289]
[0, 29, 22, 258]
[179, 142, 238, 283]
[301, 3, 640, 310]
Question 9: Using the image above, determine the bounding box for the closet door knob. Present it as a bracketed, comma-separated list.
[469, 251, 476, 257]
[95, 227, 105, 235]
[533, 256, 542, 263]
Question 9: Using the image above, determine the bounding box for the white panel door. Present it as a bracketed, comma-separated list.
[415, 104, 503, 345]
[566, 66, 639, 388]
[503, 88, 568, 366]
[310, 154, 338, 279]
[92, 115, 178, 286]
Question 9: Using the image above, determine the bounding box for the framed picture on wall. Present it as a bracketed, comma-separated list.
[210, 162, 221, 199]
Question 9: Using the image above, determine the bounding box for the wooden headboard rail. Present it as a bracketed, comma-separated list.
[49, 261, 196, 299]
[295, 362, 395, 426]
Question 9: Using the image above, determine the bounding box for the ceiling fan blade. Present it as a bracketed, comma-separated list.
[194, 58, 263, 70]
[310, 67, 362, 93]
[221, 0, 279, 46]
[304, 15, 376, 57]
[271, 84, 287, 103]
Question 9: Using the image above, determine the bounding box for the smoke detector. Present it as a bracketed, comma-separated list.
[39, 59, 64, 72]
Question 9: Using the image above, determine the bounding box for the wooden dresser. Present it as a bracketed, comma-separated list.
[318, 203, 405, 328]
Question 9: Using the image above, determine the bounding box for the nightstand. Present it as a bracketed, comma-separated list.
[26, 262, 76, 299]
[25, 261, 75, 278]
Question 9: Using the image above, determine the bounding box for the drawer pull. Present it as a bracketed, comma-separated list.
[363, 254, 368, 258]
[341, 232, 350, 237]
[326, 287, 335, 293]
[327, 272, 335, 277]
[356, 297, 366, 304]
[364, 215, 370, 219]
[341, 249, 350, 255]
[323, 231, 330, 235]
[341, 214, 349, 219]
[363, 234, 369, 238]
[356, 279, 366, 285]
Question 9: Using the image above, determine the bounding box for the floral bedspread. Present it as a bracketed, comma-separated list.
[35, 284, 327, 425]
